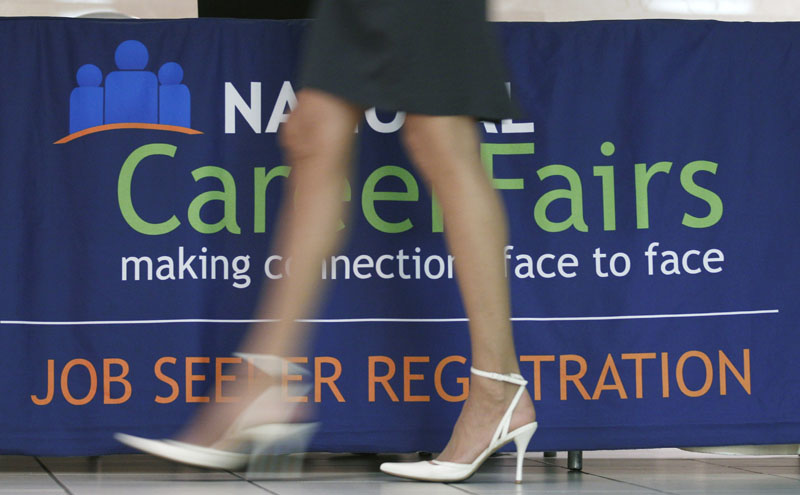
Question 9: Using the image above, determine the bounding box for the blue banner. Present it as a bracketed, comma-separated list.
[1, 18, 799, 455]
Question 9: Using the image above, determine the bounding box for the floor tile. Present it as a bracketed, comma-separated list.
[54, 478, 267, 495]
[256, 479, 466, 495]
[538, 456, 800, 493]
[748, 467, 800, 480]
[454, 469, 662, 494]
[38, 455, 229, 475]
[0, 456, 64, 493]
[0, 474, 66, 495]
[697, 457, 800, 468]
[40, 455, 256, 494]
[2, 452, 800, 494]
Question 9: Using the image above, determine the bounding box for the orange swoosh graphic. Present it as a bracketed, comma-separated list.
[54, 123, 203, 144]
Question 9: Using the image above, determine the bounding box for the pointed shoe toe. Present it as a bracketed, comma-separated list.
[381, 459, 479, 482]
[114, 433, 249, 470]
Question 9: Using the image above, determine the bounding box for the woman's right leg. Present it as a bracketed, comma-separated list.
[400, 114, 535, 464]
[177, 89, 363, 446]
[245, 89, 363, 356]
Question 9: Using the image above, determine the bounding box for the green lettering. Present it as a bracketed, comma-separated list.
[431, 194, 443, 233]
[254, 166, 290, 233]
[480, 142, 531, 189]
[534, 165, 588, 233]
[593, 166, 616, 231]
[188, 166, 241, 234]
[362, 165, 419, 233]
[117, 143, 180, 235]
[432, 142, 533, 233]
[681, 160, 723, 228]
[635, 161, 673, 229]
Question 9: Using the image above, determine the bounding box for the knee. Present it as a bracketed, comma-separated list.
[402, 117, 471, 183]
[280, 109, 327, 163]
[280, 91, 361, 166]
[401, 119, 444, 180]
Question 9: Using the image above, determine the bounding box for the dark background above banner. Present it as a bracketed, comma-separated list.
[197, 0, 314, 19]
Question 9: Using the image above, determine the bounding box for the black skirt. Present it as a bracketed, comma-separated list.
[299, 0, 514, 121]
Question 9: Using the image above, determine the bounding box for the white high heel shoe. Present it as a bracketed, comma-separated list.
[380, 367, 537, 483]
[115, 354, 317, 471]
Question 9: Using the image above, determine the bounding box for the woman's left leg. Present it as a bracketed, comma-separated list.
[400, 114, 535, 463]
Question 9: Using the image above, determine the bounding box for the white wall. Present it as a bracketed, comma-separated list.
[491, 0, 800, 21]
[0, 0, 197, 18]
[3, 0, 799, 21]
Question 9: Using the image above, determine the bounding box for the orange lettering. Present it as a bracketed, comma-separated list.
[154, 357, 179, 403]
[185, 357, 210, 403]
[719, 349, 751, 395]
[621, 353, 656, 399]
[315, 357, 345, 402]
[661, 352, 670, 398]
[31, 359, 55, 406]
[61, 359, 97, 406]
[520, 355, 556, 401]
[434, 355, 468, 402]
[560, 355, 590, 400]
[103, 358, 131, 404]
[676, 351, 713, 397]
[368, 356, 398, 402]
[592, 354, 627, 400]
[404, 356, 430, 402]
[215, 357, 241, 403]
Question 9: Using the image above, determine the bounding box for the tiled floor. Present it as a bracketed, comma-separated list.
[2, 450, 799, 494]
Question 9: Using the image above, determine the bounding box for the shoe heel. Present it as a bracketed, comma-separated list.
[512, 424, 537, 484]
[245, 423, 318, 478]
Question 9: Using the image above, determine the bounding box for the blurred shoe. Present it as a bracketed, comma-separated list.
[115, 354, 317, 470]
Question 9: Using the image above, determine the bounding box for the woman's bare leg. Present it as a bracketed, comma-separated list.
[177, 89, 363, 446]
[245, 89, 363, 356]
[401, 114, 535, 463]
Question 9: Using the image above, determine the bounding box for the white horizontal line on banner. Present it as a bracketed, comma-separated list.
[0, 309, 780, 326]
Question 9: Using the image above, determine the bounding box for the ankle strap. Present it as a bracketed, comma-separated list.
[471, 367, 527, 386]
[471, 367, 529, 443]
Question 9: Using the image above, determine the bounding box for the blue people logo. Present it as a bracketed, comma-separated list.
[57, 40, 201, 144]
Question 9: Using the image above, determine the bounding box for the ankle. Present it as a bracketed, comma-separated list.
[468, 376, 514, 406]
[471, 361, 521, 377]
